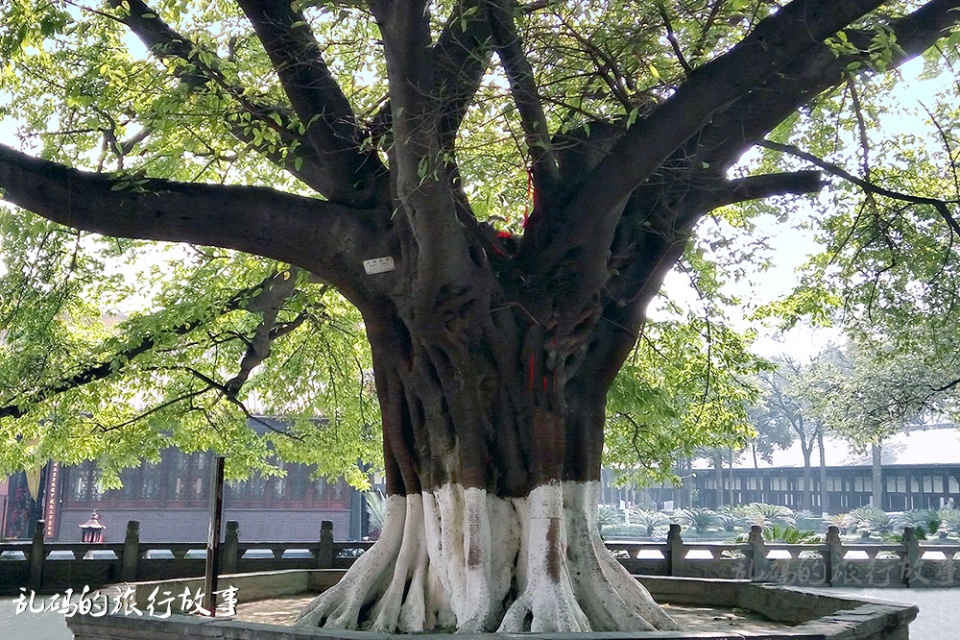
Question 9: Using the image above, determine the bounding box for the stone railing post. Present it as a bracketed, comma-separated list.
[747, 525, 767, 582]
[666, 524, 684, 577]
[120, 520, 140, 582]
[902, 526, 920, 587]
[28, 519, 45, 592]
[825, 525, 845, 587]
[222, 521, 239, 574]
[317, 520, 334, 569]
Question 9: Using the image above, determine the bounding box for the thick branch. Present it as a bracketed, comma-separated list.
[224, 309, 310, 396]
[582, 0, 884, 202]
[486, 0, 560, 199]
[368, 1, 492, 162]
[710, 170, 825, 208]
[111, 0, 342, 198]
[0, 145, 380, 301]
[601, 0, 960, 310]
[433, 1, 495, 242]
[369, 0, 434, 150]
[363, 2, 492, 244]
[570, 171, 822, 393]
[696, 0, 960, 171]
[369, 1, 478, 298]
[223, 275, 321, 399]
[434, 0, 493, 152]
[0, 271, 296, 420]
[593, 0, 960, 335]
[520, 0, 885, 271]
[236, 0, 386, 207]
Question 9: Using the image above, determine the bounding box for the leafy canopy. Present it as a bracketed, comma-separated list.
[1, 0, 959, 486]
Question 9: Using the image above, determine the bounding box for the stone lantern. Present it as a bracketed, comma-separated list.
[79, 511, 105, 543]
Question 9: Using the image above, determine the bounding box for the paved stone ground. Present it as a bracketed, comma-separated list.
[0, 595, 73, 639]
[814, 588, 958, 640]
[2, 589, 957, 638]
[232, 594, 794, 634]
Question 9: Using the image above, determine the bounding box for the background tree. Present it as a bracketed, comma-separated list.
[745, 390, 794, 475]
[752, 358, 826, 511]
[798, 339, 960, 508]
[2, 0, 960, 633]
[604, 273, 766, 488]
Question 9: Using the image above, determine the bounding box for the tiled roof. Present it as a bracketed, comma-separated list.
[696, 424, 960, 469]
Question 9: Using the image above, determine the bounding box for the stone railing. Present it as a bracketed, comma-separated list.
[610, 524, 960, 589]
[2, 520, 958, 595]
[0, 519, 372, 596]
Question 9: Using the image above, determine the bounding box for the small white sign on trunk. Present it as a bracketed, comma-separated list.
[363, 256, 396, 275]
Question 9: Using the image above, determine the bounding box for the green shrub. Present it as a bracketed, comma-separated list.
[679, 508, 719, 533]
[937, 508, 960, 537]
[741, 503, 795, 528]
[628, 509, 670, 536]
[848, 506, 892, 535]
[601, 524, 651, 539]
[596, 506, 623, 538]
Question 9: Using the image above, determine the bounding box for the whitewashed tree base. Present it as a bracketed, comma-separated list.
[296, 481, 678, 633]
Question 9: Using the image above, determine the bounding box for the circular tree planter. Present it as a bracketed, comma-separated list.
[67, 570, 917, 640]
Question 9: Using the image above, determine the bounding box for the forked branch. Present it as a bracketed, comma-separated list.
[0, 271, 299, 420]
[110, 0, 341, 198]
[521, 0, 886, 270]
[486, 0, 560, 200]
[434, 0, 494, 151]
[237, 0, 386, 207]
[695, 0, 960, 172]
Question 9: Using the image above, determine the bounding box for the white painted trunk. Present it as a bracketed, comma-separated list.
[297, 481, 678, 633]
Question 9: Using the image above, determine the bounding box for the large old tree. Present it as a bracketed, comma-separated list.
[2, 0, 960, 632]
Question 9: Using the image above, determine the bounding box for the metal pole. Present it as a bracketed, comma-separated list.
[203, 455, 225, 616]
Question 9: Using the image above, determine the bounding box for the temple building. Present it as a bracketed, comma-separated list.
[610, 424, 960, 513]
[2, 418, 367, 542]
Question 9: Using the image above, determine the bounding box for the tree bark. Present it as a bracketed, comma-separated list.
[727, 448, 735, 506]
[714, 454, 724, 509]
[801, 444, 813, 512]
[295, 301, 679, 632]
[872, 443, 884, 509]
[817, 429, 828, 514]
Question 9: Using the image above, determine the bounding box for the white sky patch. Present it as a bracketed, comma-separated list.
[123, 31, 150, 61]
[648, 210, 837, 362]
[649, 54, 957, 362]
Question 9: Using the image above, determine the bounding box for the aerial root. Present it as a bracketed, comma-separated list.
[297, 481, 678, 633]
[566, 481, 679, 631]
[296, 495, 406, 629]
[367, 495, 429, 632]
[498, 573, 591, 632]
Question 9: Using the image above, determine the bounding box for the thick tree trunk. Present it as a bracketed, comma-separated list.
[0, 0, 956, 635]
[727, 448, 735, 506]
[297, 307, 678, 633]
[298, 481, 675, 633]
